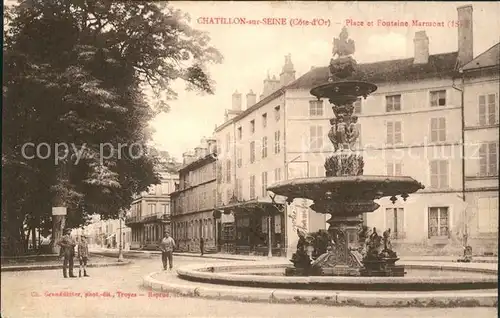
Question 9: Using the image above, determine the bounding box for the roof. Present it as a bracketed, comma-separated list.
[215, 52, 460, 132]
[287, 52, 460, 89]
[462, 43, 500, 71]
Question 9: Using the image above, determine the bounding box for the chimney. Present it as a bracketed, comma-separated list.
[194, 146, 203, 158]
[280, 54, 296, 86]
[413, 31, 429, 64]
[232, 90, 242, 111]
[246, 90, 256, 108]
[206, 138, 217, 155]
[457, 5, 473, 66]
[182, 152, 192, 165]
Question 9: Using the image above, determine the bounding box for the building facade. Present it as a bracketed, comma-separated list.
[74, 217, 132, 250]
[125, 170, 178, 250]
[211, 5, 498, 257]
[461, 43, 499, 255]
[170, 138, 218, 253]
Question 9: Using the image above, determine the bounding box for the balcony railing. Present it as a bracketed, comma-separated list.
[125, 213, 171, 225]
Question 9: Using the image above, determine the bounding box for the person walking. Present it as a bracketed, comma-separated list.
[158, 231, 175, 270]
[58, 228, 77, 278]
[199, 237, 204, 256]
[78, 234, 90, 277]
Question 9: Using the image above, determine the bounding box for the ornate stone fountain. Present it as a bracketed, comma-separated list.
[267, 27, 425, 277]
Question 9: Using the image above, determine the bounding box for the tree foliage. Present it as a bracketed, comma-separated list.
[2, 0, 222, 255]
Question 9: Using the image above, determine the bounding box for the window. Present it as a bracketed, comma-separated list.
[236, 147, 242, 168]
[149, 204, 156, 215]
[226, 189, 232, 203]
[428, 207, 449, 238]
[274, 168, 281, 182]
[386, 162, 402, 176]
[235, 179, 242, 200]
[226, 159, 231, 182]
[250, 141, 255, 163]
[262, 137, 268, 158]
[261, 171, 268, 197]
[430, 90, 446, 107]
[353, 98, 362, 114]
[310, 126, 323, 150]
[385, 208, 405, 239]
[309, 100, 324, 116]
[250, 175, 255, 199]
[479, 142, 498, 176]
[262, 113, 267, 128]
[226, 133, 231, 153]
[274, 131, 281, 154]
[161, 182, 170, 195]
[162, 204, 170, 215]
[430, 160, 449, 188]
[430, 117, 446, 142]
[386, 121, 402, 145]
[250, 120, 255, 134]
[274, 105, 280, 121]
[477, 197, 499, 233]
[237, 127, 242, 140]
[386, 95, 401, 112]
[479, 94, 497, 125]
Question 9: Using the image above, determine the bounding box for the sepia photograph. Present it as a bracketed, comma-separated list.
[1, 1, 499, 317]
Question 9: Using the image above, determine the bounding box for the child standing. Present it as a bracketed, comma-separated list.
[78, 234, 90, 277]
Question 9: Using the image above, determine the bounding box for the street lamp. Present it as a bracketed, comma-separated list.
[118, 210, 125, 262]
[267, 214, 272, 258]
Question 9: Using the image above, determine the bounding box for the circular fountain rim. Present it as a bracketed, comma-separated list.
[175, 261, 498, 292]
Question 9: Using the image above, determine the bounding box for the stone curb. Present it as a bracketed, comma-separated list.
[1, 260, 132, 272]
[142, 272, 498, 307]
[91, 249, 264, 262]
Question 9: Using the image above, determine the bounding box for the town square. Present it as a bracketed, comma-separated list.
[1, 1, 499, 318]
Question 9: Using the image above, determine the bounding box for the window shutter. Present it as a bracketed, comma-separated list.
[387, 122, 393, 144]
[430, 118, 437, 142]
[479, 95, 486, 125]
[439, 118, 446, 141]
[488, 143, 497, 176]
[479, 144, 487, 176]
[488, 94, 496, 125]
[395, 122, 402, 143]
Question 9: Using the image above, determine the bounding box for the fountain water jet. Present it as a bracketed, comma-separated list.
[267, 27, 425, 277]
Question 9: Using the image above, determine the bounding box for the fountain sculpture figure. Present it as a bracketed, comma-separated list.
[267, 27, 425, 277]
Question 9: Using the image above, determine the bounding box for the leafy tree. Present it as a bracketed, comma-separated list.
[2, 0, 222, 255]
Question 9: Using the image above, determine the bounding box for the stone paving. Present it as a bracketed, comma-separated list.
[1, 255, 497, 318]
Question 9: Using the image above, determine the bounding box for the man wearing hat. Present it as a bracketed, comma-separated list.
[158, 230, 176, 270]
[78, 234, 90, 277]
[57, 228, 77, 278]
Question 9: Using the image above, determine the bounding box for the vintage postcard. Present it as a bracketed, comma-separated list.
[1, 1, 499, 317]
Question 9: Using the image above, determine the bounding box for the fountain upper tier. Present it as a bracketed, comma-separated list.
[310, 80, 377, 105]
[267, 176, 425, 216]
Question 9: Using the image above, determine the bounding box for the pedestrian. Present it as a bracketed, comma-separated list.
[58, 228, 77, 278]
[78, 234, 90, 277]
[158, 231, 175, 270]
[200, 237, 204, 256]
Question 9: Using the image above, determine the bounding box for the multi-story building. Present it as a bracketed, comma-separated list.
[170, 138, 218, 253]
[212, 5, 498, 257]
[461, 42, 499, 255]
[74, 217, 132, 250]
[125, 170, 178, 250]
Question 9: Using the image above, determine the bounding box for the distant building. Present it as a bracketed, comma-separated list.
[74, 218, 131, 250]
[125, 170, 179, 250]
[170, 138, 218, 253]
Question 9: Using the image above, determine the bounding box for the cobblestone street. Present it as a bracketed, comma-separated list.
[1, 255, 497, 318]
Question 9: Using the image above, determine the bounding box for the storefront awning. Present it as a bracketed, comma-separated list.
[218, 196, 286, 214]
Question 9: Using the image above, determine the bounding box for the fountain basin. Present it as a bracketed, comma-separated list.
[310, 80, 377, 101]
[268, 175, 424, 204]
[176, 262, 497, 292]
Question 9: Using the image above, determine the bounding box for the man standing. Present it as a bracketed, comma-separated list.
[58, 228, 77, 278]
[158, 231, 175, 270]
[78, 234, 90, 277]
[199, 237, 204, 256]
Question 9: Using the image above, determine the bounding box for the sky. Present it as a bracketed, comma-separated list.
[4, 0, 499, 159]
[150, 1, 500, 160]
